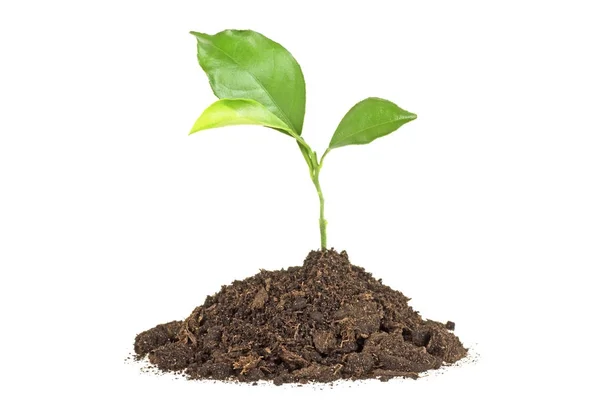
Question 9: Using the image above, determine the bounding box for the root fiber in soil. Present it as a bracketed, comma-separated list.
[134, 249, 467, 384]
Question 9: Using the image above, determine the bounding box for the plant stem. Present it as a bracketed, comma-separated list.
[310, 148, 330, 250]
[312, 169, 327, 250]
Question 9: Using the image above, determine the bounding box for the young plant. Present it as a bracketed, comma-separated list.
[189, 29, 417, 250]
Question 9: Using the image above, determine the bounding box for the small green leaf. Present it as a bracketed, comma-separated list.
[329, 97, 417, 149]
[191, 30, 306, 135]
[189, 98, 295, 135]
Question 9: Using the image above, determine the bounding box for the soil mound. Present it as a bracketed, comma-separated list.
[134, 249, 467, 384]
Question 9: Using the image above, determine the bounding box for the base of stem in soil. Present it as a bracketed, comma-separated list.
[134, 249, 467, 384]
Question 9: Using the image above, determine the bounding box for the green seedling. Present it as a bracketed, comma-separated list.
[189, 29, 417, 249]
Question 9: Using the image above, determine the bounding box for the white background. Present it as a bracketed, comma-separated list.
[1, 0, 599, 405]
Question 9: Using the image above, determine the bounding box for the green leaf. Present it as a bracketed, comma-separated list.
[328, 97, 417, 149]
[189, 98, 295, 135]
[191, 30, 306, 136]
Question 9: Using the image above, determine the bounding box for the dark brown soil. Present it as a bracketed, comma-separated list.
[134, 249, 467, 384]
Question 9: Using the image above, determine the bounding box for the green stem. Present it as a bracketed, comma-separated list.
[312, 169, 326, 250]
[310, 148, 330, 250]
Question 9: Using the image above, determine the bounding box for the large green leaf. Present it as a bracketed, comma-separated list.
[329, 97, 417, 149]
[189, 98, 295, 135]
[191, 30, 306, 136]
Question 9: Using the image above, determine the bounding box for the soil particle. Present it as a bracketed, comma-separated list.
[134, 249, 467, 383]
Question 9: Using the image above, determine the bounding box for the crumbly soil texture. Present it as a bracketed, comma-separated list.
[135, 249, 467, 384]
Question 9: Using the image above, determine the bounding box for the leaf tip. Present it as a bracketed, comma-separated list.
[190, 31, 210, 42]
[401, 109, 418, 122]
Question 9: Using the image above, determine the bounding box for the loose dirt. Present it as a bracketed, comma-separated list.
[134, 249, 467, 384]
